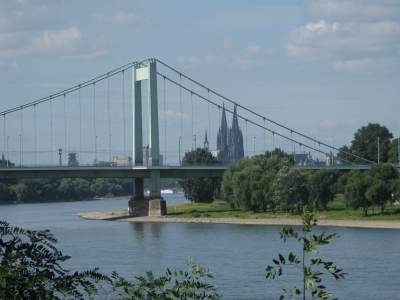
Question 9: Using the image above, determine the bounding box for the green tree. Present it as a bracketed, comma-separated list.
[336, 172, 349, 194]
[0, 182, 11, 203]
[308, 170, 339, 210]
[0, 220, 106, 299]
[337, 123, 393, 164]
[221, 149, 291, 211]
[344, 170, 371, 216]
[11, 183, 29, 202]
[72, 178, 92, 199]
[58, 179, 76, 201]
[273, 166, 309, 214]
[266, 207, 346, 300]
[179, 148, 222, 203]
[365, 163, 398, 213]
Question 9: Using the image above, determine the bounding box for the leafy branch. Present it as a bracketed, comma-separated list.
[266, 207, 347, 300]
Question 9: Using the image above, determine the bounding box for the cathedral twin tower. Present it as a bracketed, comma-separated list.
[216, 104, 244, 163]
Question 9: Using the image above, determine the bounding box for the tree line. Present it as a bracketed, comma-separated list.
[221, 150, 400, 216]
[0, 178, 133, 203]
[179, 123, 400, 217]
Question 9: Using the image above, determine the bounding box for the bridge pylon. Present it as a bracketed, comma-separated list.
[129, 58, 166, 216]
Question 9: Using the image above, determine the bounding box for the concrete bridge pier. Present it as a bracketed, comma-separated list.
[128, 174, 166, 217]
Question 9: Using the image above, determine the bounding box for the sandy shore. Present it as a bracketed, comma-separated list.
[75, 210, 400, 229]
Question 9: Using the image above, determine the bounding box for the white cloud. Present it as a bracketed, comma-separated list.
[159, 110, 189, 121]
[333, 58, 400, 74]
[304, 0, 400, 23]
[320, 118, 360, 130]
[0, 27, 106, 60]
[177, 43, 273, 70]
[0, 1, 110, 62]
[285, 0, 400, 73]
[94, 10, 154, 27]
[0, 1, 58, 31]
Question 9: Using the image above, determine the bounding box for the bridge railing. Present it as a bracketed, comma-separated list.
[0, 162, 227, 169]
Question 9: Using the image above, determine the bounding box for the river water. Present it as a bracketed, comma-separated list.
[1, 194, 399, 299]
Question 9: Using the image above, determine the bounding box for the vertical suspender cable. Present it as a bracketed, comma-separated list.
[246, 120, 248, 157]
[179, 74, 182, 158]
[79, 86, 82, 164]
[50, 99, 53, 165]
[207, 90, 210, 149]
[291, 131, 293, 154]
[190, 92, 196, 150]
[273, 133, 275, 153]
[122, 71, 125, 158]
[20, 108, 23, 165]
[3, 115, 5, 162]
[34, 104, 36, 165]
[108, 75, 111, 163]
[263, 118, 266, 153]
[163, 76, 166, 164]
[93, 83, 96, 162]
[64, 94, 66, 157]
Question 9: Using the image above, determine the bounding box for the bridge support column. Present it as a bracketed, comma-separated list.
[129, 58, 166, 217]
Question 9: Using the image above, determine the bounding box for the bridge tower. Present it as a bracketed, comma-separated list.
[129, 58, 166, 216]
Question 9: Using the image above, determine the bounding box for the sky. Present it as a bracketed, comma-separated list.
[0, 0, 399, 165]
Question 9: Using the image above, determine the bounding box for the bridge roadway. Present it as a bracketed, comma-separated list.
[0, 164, 373, 180]
[0, 165, 227, 180]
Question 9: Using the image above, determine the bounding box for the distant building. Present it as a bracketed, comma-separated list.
[66, 152, 79, 166]
[293, 151, 334, 166]
[216, 103, 244, 163]
[143, 145, 163, 166]
[113, 156, 132, 166]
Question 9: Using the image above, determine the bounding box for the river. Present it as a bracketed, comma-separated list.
[1, 194, 399, 299]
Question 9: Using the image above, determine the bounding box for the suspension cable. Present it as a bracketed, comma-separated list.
[0, 60, 151, 117]
[20, 107, 23, 165]
[108, 75, 111, 163]
[34, 104, 36, 165]
[208, 89, 210, 149]
[245, 120, 248, 157]
[79, 86, 82, 164]
[93, 83, 96, 162]
[179, 74, 182, 154]
[156, 59, 373, 164]
[3, 115, 5, 161]
[158, 71, 369, 165]
[50, 98, 53, 165]
[191, 91, 193, 150]
[64, 94, 66, 155]
[163, 76, 166, 164]
[263, 118, 265, 152]
[122, 71, 125, 158]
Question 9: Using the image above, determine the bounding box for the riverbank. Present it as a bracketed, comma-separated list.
[76, 210, 400, 229]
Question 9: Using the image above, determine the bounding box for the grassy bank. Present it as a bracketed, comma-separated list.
[167, 195, 400, 221]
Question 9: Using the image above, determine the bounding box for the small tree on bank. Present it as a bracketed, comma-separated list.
[266, 207, 346, 300]
[308, 169, 339, 210]
[273, 166, 309, 214]
[179, 148, 222, 203]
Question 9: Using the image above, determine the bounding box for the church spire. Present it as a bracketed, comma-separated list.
[231, 104, 239, 131]
[220, 102, 228, 134]
[204, 129, 209, 152]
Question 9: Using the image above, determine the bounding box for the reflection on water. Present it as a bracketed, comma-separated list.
[1, 195, 400, 299]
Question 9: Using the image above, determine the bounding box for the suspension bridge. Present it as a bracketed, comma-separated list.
[0, 58, 374, 214]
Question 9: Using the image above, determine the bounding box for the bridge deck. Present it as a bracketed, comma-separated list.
[0, 164, 376, 180]
[0, 166, 227, 179]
